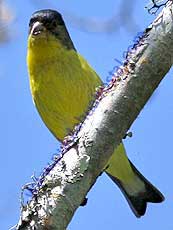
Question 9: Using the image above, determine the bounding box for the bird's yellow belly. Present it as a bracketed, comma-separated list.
[27, 41, 101, 141]
[30, 63, 95, 140]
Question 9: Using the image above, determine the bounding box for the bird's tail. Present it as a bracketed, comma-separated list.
[105, 144, 164, 217]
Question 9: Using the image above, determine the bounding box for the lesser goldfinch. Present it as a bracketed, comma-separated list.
[27, 9, 164, 217]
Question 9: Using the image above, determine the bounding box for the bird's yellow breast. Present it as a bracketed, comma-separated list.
[27, 34, 101, 140]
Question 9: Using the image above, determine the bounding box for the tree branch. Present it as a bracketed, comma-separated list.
[16, 1, 173, 229]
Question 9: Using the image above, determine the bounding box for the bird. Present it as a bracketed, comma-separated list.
[27, 9, 164, 217]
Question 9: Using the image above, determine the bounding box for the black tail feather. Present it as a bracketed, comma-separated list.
[106, 160, 164, 218]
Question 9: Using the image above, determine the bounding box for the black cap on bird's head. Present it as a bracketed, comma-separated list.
[29, 9, 75, 50]
[29, 10, 65, 33]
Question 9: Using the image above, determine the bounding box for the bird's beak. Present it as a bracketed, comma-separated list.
[30, 21, 45, 36]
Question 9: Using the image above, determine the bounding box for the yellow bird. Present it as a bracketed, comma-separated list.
[27, 9, 164, 217]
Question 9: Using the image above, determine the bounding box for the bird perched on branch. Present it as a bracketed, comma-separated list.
[27, 9, 164, 217]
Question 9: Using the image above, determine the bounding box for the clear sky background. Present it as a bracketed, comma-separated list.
[1, 0, 173, 229]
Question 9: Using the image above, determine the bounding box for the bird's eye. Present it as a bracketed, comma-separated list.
[29, 18, 36, 27]
[52, 20, 57, 28]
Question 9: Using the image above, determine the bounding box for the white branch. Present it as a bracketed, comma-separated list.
[16, 1, 173, 230]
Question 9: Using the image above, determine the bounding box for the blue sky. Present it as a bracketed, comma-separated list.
[1, 0, 173, 229]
